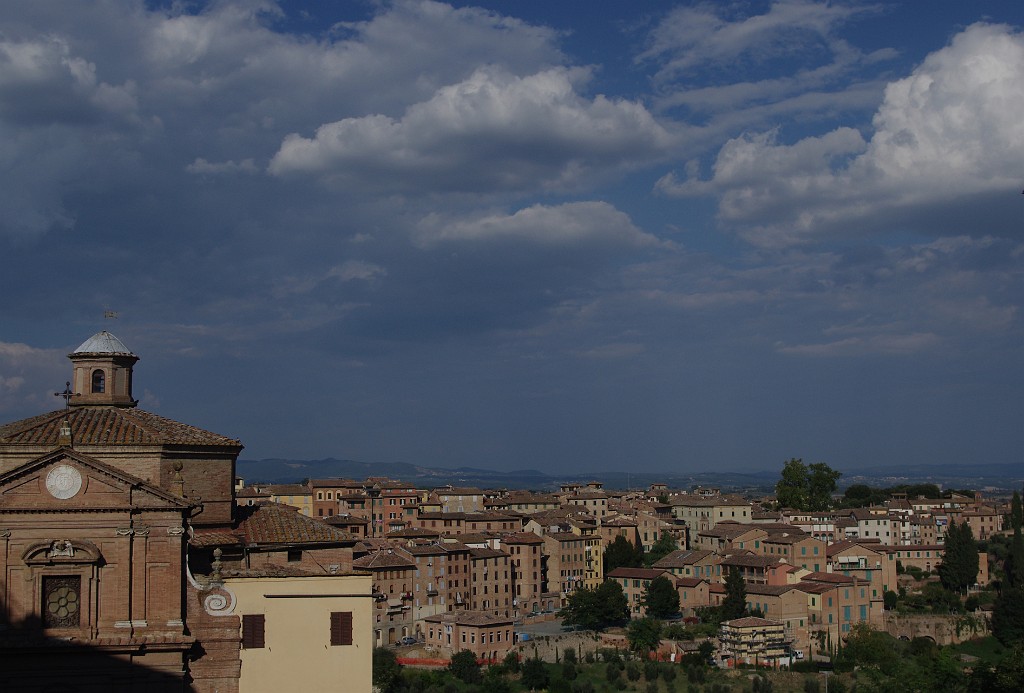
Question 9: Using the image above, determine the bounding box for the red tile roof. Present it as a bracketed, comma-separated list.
[0, 407, 241, 447]
[192, 503, 355, 547]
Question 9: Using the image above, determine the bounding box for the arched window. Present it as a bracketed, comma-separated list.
[91, 370, 105, 393]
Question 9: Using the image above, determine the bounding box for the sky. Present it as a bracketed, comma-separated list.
[1, 0, 1023, 476]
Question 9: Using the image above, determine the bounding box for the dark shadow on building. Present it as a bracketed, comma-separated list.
[0, 610, 195, 693]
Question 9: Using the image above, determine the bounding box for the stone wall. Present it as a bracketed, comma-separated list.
[882, 612, 989, 645]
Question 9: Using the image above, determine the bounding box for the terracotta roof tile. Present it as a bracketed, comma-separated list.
[0, 407, 241, 447]
[192, 503, 355, 547]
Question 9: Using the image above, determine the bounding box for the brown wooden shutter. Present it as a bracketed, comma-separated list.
[330, 611, 353, 646]
[242, 614, 265, 649]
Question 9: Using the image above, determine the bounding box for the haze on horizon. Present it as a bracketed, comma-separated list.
[1, 1, 1023, 475]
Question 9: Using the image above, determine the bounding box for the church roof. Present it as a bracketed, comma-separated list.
[73, 330, 135, 355]
[191, 503, 356, 547]
[0, 407, 242, 448]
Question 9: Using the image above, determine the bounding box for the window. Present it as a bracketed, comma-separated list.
[330, 611, 353, 646]
[91, 370, 105, 393]
[43, 576, 81, 628]
[242, 614, 266, 649]
[287, 549, 302, 562]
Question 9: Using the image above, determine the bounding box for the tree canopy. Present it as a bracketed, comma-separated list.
[643, 533, 679, 567]
[604, 535, 643, 574]
[939, 521, 979, 592]
[559, 579, 629, 631]
[720, 568, 747, 621]
[448, 649, 482, 684]
[372, 647, 402, 693]
[643, 575, 680, 619]
[627, 617, 663, 654]
[775, 458, 841, 511]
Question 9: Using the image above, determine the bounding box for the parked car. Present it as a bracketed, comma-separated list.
[400, 636, 418, 646]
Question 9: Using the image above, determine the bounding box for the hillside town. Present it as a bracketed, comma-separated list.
[0, 333, 1015, 693]
[238, 473, 1002, 665]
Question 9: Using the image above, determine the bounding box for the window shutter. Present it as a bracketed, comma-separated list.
[242, 614, 265, 649]
[330, 611, 353, 646]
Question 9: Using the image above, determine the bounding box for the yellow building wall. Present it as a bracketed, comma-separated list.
[227, 574, 373, 693]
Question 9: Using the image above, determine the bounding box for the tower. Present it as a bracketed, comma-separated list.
[68, 330, 139, 407]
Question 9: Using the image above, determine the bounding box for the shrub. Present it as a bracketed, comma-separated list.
[626, 661, 642, 681]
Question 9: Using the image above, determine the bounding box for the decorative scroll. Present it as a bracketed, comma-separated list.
[202, 584, 237, 616]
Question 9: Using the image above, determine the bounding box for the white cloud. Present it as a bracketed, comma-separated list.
[639, 0, 880, 83]
[776, 331, 941, 357]
[0, 0, 568, 239]
[415, 201, 667, 248]
[0, 341, 66, 413]
[186, 158, 258, 175]
[659, 23, 1024, 245]
[269, 66, 676, 193]
[327, 260, 387, 282]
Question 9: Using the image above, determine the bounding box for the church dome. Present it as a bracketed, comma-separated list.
[73, 331, 134, 355]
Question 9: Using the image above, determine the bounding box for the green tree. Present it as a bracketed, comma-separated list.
[807, 462, 842, 511]
[1007, 490, 1024, 588]
[883, 589, 898, 610]
[720, 568, 747, 620]
[627, 617, 663, 655]
[520, 657, 550, 691]
[939, 521, 979, 592]
[372, 647, 402, 693]
[993, 587, 1024, 645]
[448, 649, 482, 684]
[834, 624, 901, 675]
[775, 458, 841, 511]
[776, 458, 808, 509]
[604, 535, 643, 574]
[643, 575, 680, 619]
[644, 533, 679, 567]
[559, 580, 629, 631]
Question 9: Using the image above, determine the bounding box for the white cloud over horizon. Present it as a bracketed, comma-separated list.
[659, 22, 1024, 246]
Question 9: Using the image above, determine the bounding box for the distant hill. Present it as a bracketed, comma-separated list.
[236, 457, 1024, 493]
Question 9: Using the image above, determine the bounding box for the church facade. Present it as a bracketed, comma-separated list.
[0, 332, 371, 692]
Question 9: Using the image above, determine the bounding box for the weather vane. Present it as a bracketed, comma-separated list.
[54, 381, 76, 410]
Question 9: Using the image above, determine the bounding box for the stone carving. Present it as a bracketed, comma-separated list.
[202, 585, 237, 616]
[47, 540, 75, 558]
[45, 465, 82, 499]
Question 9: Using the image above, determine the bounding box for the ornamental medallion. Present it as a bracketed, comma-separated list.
[46, 464, 83, 500]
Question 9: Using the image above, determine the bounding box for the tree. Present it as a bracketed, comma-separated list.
[643, 533, 679, 567]
[559, 580, 629, 631]
[627, 617, 663, 655]
[775, 458, 841, 511]
[883, 589, 898, 610]
[372, 647, 403, 693]
[720, 568, 747, 620]
[939, 521, 979, 592]
[807, 462, 842, 511]
[775, 458, 808, 509]
[643, 575, 680, 619]
[1007, 490, 1024, 588]
[993, 587, 1024, 645]
[520, 656, 549, 691]
[604, 535, 643, 574]
[448, 649, 482, 684]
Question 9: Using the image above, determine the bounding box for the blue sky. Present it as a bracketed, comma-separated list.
[1, 1, 1022, 475]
